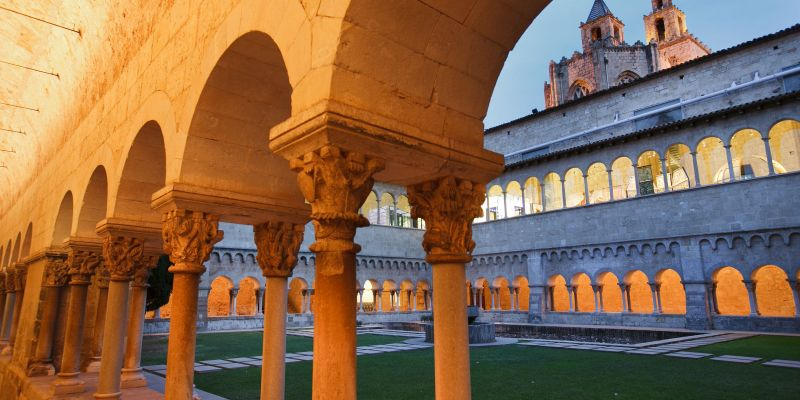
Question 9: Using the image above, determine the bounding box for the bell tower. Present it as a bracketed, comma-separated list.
[644, 0, 710, 68]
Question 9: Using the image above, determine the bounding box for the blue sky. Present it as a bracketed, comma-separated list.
[485, 0, 800, 128]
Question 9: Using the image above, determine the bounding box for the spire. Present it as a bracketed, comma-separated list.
[586, 0, 613, 23]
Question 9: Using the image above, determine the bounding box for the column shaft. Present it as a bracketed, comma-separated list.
[30, 286, 61, 375]
[164, 273, 201, 399]
[120, 285, 148, 388]
[52, 283, 89, 394]
[94, 279, 131, 399]
[763, 137, 776, 176]
[86, 285, 109, 372]
[0, 293, 13, 344]
[432, 263, 471, 400]
[262, 277, 288, 400]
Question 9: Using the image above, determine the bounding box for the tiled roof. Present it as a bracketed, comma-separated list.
[587, 0, 613, 23]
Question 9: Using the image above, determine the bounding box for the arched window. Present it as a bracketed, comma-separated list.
[571, 273, 595, 313]
[505, 182, 524, 217]
[361, 191, 379, 224]
[396, 195, 412, 228]
[547, 275, 570, 312]
[730, 129, 768, 180]
[523, 177, 543, 214]
[769, 120, 800, 174]
[208, 276, 234, 317]
[564, 168, 586, 208]
[487, 185, 505, 220]
[624, 270, 654, 314]
[591, 27, 601, 41]
[655, 269, 686, 314]
[597, 272, 623, 312]
[288, 278, 308, 314]
[665, 144, 695, 190]
[712, 267, 750, 316]
[617, 71, 640, 86]
[752, 265, 795, 317]
[571, 85, 588, 100]
[543, 173, 563, 211]
[380, 193, 395, 226]
[637, 150, 665, 195]
[696, 137, 729, 185]
[655, 18, 666, 40]
[514, 276, 530, 311]
[587, 163, 610, 204]
[611, 157, 636, 199]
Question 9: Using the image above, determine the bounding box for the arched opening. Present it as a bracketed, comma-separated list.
[361, 191, 379, 225]
[3, 241, 11, 268]
[768, 120, 800, 174]
[587, 163, 610, 204]
[380, 193, 396, 226]
[10, 234, 21, 265]
[656, 18, 666, 40]
[208, 276, 234, 317]
[547, 275, 569, 312]
[20, 223, 32, 259]
[115, 121, 166, 222]
[751, 265, 795, 317]
[696, 137, 729, 186]
[382, 280, 397, 312]
[288, 278, 308, 314]
[399, 280, 414, 311]
[513, 276, 530, 311]
[624, 270, 654, 314]
[597, 272, 623, 312]
[493, 276, 511, 311]
[611, 157, 636, 199]
[362, 280, 377, 312]
[543, 173, 563, 211]
[637, 150, 665, 195]
[655, 269, 686, 314]
[730, 129, 768, 180]
[570, 83, 590, 101]
[52, 192, 74, 246]
[665, 144, 695, 190]
[396, 195, 412, 228]
[236, 277, 261, 316]
[523, 177, 543, 214]
[712, 267, 750, 316]
[617, 71, 640, 85]
[415, 280, 430, 311]
[76, 166, 108, 238]
[505, 181, 524, 217]
[570, 273, 595, 313]
[487, 185, 505, 220]
[564, 168, 585, 208]
[591, 27, 602, 41]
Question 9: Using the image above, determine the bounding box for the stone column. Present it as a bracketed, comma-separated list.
[655, 284, 664, 314]
[619, 283, 629, 313]
[28, 253, 69, 376]
[567, 286, 575, 312]
[290, 145, 384, 400]
[489, 288, 496, 310]
[724, 145, 736, 182]
[607, 169, 615, 201]
[358, 289, 364, 312]
[583, 174, 590, 205]
[161, 210, 222, 400]
[705, 283, 718, 315]
[86, 264, 110, 373]
[229, 288, 239, 316]
[649, 283, 660, 314]
[591, 285, 600, 313]
[94, 235, 147, 399]
[120, 257, 156, 389]
[254, 221, 305, 400]
[300, 290, 308, 313]
[0, 271, 6, 345]
[690, 152, 702, 187]
[744, 280, 759, 316]
[633, 167, 641, 197]
[763, 137, 776, 176]
[598, 285, 605, 313]
[51, 250, 101, 395]
[560, 179, 567, 208]
[408, 176, 485, 400]
[0, 270, 12, 346]
[529, 284, 546, 323]
[2, 263, 26, 356]
[509, 287, 516, 311]
[255, 288, 264, 315]
[376, 290, 382, 312]
[789, 280, 800, 317]
[661, 158, 670, 192]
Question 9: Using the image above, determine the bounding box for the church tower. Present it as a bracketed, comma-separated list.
[579, 0, 625, 53]
[644, 0, 711, 68]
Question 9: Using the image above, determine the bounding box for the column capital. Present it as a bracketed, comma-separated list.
[0, 270, 5, 294]
[162, 209, 223, 275]
[12, 263, 27, 292]
[102, 235, 145, 281]
[253, 221, 305, 278]
[67, 249, 102, 285]
[95, 262, 111, 289]
[290, 145, 383, 274]
[132, 256, 157, 287]
[407, 176, 485, 264]
[42, 252, 70, 288]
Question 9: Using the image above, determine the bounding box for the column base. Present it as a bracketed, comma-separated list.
[27, 360, 56, 377]
[120, 367, 148, 388]
[51, 374, 86, 395]
[85, 357, 102, 373]
[93, 391, 122, 399]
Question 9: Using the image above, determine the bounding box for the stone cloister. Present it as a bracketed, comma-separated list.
[0, 1, 552, 399]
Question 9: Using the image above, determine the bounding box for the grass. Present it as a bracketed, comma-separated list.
[691, 335, 800, 361]
[141, 332, 408, 366]
[194, 344, 800, 400]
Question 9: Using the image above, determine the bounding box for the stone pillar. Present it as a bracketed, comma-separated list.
[661, 158, 670, 192]
[254, 221, 305, 400]
[529, 284, 546, 322]
[683, 281, 712, 330]
[705, 283, 718, 315]
[255, 288, 264, 315]
[789, 280, 800, 317]
[655, 284, 664, 314]
[120, 257, 156, 389]
[51, 250, 101, 395]
[763, 137, 776, 176]
[607, 169, 615, 201]
[86, 264, 110, 373]
[598, 285, 605, 313]
[161, 210, 223, 400]
[690, 152, 702, 187]
[375, 289, 382, 312]
[489, 288, 496, 310]
[290, 145, 383, 400]
[583, 174, 590, 205]
[2, 263, 26, 356]
[567, 286, 575, 312]
[0, 271, 6, 346]
[408, 176, 485, 400]
[744, 280, 759, 316]
[649, 283, 660, 314]
[591, 285, 600, 313]
[0, 270, 13, 346]
[358, 289, 364, 312]
[94, 235, 147, 399]
[509, 287, 516, 311]
[229, 288, 239, 316]
[724, 145, 736, 182]
[619, 283, 629, 313]
[560, 178, 567, 208]
[28, 253, 69, 376]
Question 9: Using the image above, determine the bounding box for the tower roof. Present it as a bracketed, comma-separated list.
[586, 0, 613, 23]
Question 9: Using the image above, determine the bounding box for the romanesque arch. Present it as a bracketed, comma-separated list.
[208, 276, 234, 317]
[492, 276, 511, 311]
[624, 270, 654, 314]
[236, 277, 261, 316]
[76, 166, 108, 238]
[111, 121, 166, 224]
[768, 119, 800, 174]
[597, 271, 623, 312]
[288, 277, 309, 314]
[513, 276, 530, 311]
[655, 269, 686, 314]
[751, 265, 795, 317]
[570, 273, 594, 313]
[547, 274, 569, 312]
[51, 192, 74, 246]
[712, 266, 750, 316]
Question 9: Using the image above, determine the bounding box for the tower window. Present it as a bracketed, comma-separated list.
[614, 27, 620, 40]
[656, 19, 666, 41]
[656, 0, 664, 9]
[592, 27, 601, 41]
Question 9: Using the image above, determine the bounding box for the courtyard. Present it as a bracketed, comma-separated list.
[141, 329, 800, 400]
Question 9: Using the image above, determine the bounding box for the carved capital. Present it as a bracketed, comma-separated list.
[407, 176, 485, 264]
[162, 209, 223, 275]
[290, 146, 383, 274]
[0, 271, 5, 294]
[13, 264, 27, 292]
[132, 256, 157, 287]
[3, 269, 14, 293]
[254, 221, 305, 278]
[95, 262, 111, 289]
[43, 253, 70, 288]
[67, 250, 102, 284]
[102, 235, 144, 281]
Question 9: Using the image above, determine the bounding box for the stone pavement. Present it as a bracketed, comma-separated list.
[518, 332, 800, 369]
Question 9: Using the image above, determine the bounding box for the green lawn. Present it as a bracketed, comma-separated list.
[194, 344, 800, 400]
[692, 335, 800, 361]
[141, 332, 408, 366]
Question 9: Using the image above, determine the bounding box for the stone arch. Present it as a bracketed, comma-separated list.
[664, 143, 695, 191]
[361, 191, 379, 225]
[543, 172, 563, 211]
[564, 167, 585, 208]
[362, 279, 379, 312]
[208, 276, 234, 317]
[654, 269, 686, 314]
[236, 276, 261, 316]
[492, 276, 511, 311]
[751, 265, 795, 317]
[380, 193, 396, 226]
[487, 184, 504, 220]
[382, 279, 398, 312]
[10, 233, 21, 265]
[637, 150, 665, 195]
[505, 181, 523, 217]
[415, 280, 430, 311]
[513, 275, 530, 311]
[52, 192, 74, 246]
[399, 279, 415, 311]
[596, 271, 622, 313]
[76, 166, 109, 238]
[768, 119, 800, 174]
[624, 270, 654, 314]
[695, 136, 729, 186]
[712, 266, 750, 316]
[111, 121, 166, 224]
[617, 70, 640, 85]
[289, 277, 309, 314]
[586, 162, 610, 204]
[3, 241, 11, 268]
[20, 223, 33, 259]
[730, 128, 768, 180]
[611, 156, 636, 200]
[570, 273, 594, 313]
[547, 274, 569, 312]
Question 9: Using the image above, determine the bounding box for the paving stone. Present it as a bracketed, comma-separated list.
[195, 365, 222, 373]
[243, 360, 263, 366]
[296, 351, 314, 356]
[763, 360, 800, 369]
[665, 352, 713, 359]
[145, 364, 168, 370]
[201, 360, 229, 366]
[711, 355, 761, 363]
[216, 362, 250, 369]
[228, 357, 257, 363]
[285, 358, 300, 363]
